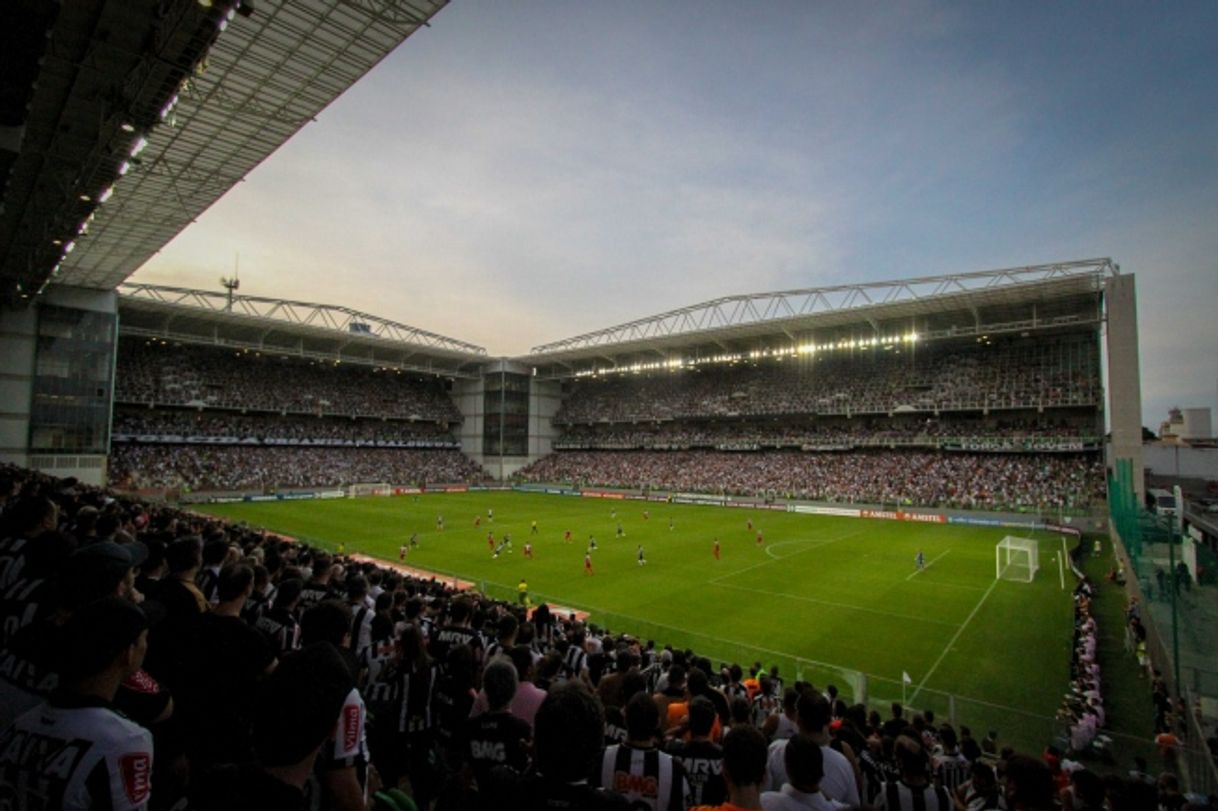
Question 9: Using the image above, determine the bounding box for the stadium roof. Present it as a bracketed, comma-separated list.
[119, 282, 486, 377]
[0, 0, 447, 302]
[520, 259, 1118, 377]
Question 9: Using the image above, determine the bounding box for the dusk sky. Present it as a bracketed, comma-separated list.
[131, 1, 1218, 429]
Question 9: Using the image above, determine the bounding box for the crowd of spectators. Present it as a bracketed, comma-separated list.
[2, 463, 1199, 811]
[519, 449, 1107, 512]
[1059, 578, 1107, 755]
[555, 336, 1100, 424]
[113, 409, 459, 447]
[554, 417, 1099, 453]
[117, 340, 462, 422]
[109, 446, 485, 492]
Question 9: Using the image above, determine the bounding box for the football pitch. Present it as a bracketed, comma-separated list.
[198, 490, 1075, 750]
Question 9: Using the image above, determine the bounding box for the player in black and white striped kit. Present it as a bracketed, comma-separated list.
[594, 692, 690, 811]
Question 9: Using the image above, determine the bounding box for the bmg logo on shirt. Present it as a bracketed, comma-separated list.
[120, 752, 152, 804]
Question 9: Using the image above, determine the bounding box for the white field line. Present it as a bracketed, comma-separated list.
[906, 549, 952, 580]
[708, 528, 869, 586]
[714, 581, 962, 628]
[909, 577, 999, 705]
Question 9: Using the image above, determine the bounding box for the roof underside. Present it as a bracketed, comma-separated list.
[521, 260, 1115, 377]
[0, 0, 448, 300]
[119, 282, 485, 377]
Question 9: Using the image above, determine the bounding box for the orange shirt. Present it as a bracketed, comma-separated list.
[666, 701, 723, 742]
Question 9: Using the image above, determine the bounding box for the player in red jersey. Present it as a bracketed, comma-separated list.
[564, 529, 572, 543]
[584, 553, 593, 575]
[488, 532, 495, 551]
[399, 544, 406, 561]
[747, 518, 754, 531]
[756, 530, 763, 547]
[474, 515, 481, 527]
[523, 541, 533, 559]
[713, 538, 720, 560]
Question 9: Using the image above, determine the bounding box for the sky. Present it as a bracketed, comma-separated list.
[131, 1, 1218, 429]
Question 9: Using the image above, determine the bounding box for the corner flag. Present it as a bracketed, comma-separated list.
[902, 671, 912, 684]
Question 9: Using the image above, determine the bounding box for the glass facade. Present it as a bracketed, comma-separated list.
[482, 371, 529, 456]
[28, 305, 116, 454]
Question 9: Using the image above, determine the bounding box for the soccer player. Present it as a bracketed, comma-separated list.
[436, 514, 444, 531]
[585, 553, 594, 575]
[588, 535, 598, 552]
[915, 550, 925, 571]
[518, 578, 529, 606]
[756, 530, 764, 547]
[668, 517, 674, 531]
[399, 544, 407, 561]
[493, 541, 505, 559]
[611, 508, 618, 520]
[713, 539, 721, 560]
[523, 541, 534, 559]
[637, 546, 646, 566]
[504, 534, 513, 553]
[474, 515, 481, 528]
[487, 507, 494, 523]
[643, 509, 650, 520]
[531, 519, 539, 535]
[747, 518, 754, 531]
[616, 522, 625, 538]
[409, 533, 418, 548]
[564, 529, 572, 543]
[488, 532, 496, 551]
[337, 541, 346, 556]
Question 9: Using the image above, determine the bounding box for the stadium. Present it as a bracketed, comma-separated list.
[0, 2, 1213, 810]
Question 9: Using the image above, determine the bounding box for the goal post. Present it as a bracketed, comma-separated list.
[346, 481, 391, 498]
[995, 536, 1039, 582]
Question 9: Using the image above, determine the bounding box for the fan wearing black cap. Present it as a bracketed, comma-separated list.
[0, 538, 172, 732]
[0, 597, 154, 811]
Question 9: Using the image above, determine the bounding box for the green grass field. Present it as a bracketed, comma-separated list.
[198, 490, 1076, 751]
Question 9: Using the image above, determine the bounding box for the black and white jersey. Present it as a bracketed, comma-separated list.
[398, 664, 438, 735]
[561, 646, 587, 681]
[0, 694, 154, 811]
[254, 606, 301, 654]
[880, 779, 952, 811]
[297, 579, 336, 613]
[933, 752, 971, 794]
[595, 743, 690, 811]
[348, 604, 373, 660]
[462, 710, 531, 787]
[429, 624, 483, 667]
[665, 738, 726, 807]
[603, 705, 628, 746]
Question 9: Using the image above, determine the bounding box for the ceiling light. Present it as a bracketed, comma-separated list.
[98, 186, 114, 203]
[130, 136, 148, 157]
[120, 122, 135, 133]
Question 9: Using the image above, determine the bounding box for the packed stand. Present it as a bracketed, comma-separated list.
[519, 449, 1106, 512]
[109, 445, 486, 492]
[554, 417, 1099, 453]
[556, 335, 1100, 424]
[117, 340, 463, 422]
[113, 409, 459, 447]
[0, 464, 1204, 811]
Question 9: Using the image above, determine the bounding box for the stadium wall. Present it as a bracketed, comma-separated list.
[0, 286, 116, 486]
[1105, 273, 1145, 503]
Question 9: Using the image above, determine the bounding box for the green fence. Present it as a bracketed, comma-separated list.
[1108, 459, 1218, 794]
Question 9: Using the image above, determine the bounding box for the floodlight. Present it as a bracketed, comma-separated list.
[130, 136, 149, 157]
[98, 185, 114, 203]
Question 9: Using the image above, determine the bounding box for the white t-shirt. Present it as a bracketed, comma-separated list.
[765, 739, 859, 807]
[0, 698, 154, 810]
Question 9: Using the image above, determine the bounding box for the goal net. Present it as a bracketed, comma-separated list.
[995, 536, 1039, 582]
[346, 481, 391, 498]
